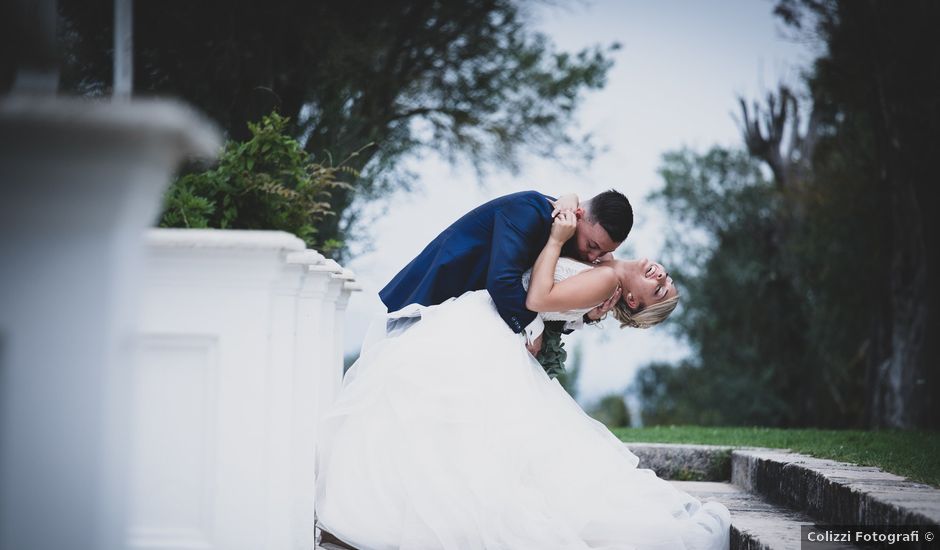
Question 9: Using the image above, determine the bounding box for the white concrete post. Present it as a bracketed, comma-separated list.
[133, 229, 305, 550]
[265, 249, 309, 550]
[332, 268, 361, 379]
[133, 229, 360, 550]
[309, 260, 347, 421]
[285, 249, 328, 548]
[0, 97, 220, 550]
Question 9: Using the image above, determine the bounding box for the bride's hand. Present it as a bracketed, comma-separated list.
[549, 193, 579, 217]
[550, 210, 577, 244]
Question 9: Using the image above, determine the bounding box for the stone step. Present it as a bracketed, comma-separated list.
[627, 442, 940, 529]
[627, 442, 737, 481]
[316, 482, 857, 550]
[671, 481, 860, 550]
[732, 449, 940, 528]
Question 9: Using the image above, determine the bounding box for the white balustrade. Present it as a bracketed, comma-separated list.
[0, 97, 220, 550]
[132, 228, 360, 550]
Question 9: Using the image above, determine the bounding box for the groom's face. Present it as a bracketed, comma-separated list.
[565, 214, 620, 264]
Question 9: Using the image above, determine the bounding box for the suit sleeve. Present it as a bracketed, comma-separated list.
[486, 201, 549, 335]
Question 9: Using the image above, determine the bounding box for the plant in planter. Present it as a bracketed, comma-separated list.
[160, 112, 364, 255]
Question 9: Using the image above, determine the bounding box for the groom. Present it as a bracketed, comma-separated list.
[379, 189, 633, 355]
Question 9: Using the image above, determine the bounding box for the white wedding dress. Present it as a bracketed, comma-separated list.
[315, 258, 731, 550]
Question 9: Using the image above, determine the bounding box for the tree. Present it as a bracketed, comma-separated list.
[632, 1, 938, 429]
[631, 361, 723, 427]
[54, 0, 617, 260]
[588, 392, 631, 429]
[633, 147, 844, 427]
[773, 0, 939, 428]
[732, 83, 876, 427]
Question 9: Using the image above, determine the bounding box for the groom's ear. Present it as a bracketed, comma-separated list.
[574, 207, 586, 219]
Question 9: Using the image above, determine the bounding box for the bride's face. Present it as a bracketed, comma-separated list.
[620, 258, 676, 310]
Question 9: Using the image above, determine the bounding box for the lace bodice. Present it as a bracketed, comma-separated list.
[521, 257, 597, 322]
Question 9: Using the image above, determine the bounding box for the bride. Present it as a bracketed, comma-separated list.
[315, 210, 731, 550]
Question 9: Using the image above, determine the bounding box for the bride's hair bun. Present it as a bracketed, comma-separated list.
[611, 294, 680, 329]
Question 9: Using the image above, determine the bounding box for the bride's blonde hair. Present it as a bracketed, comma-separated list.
[611, 294, 679, 329]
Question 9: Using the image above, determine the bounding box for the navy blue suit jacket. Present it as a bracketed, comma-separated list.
[379, 190, 556, 334]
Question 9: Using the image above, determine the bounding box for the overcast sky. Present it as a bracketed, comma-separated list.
[341, 0, 814, 417]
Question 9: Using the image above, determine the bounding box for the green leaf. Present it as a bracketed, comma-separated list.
[536, 321, 568, 379]
[155, 110, 353, 253]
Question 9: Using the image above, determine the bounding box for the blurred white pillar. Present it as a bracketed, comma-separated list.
[0, 97, 219, 550]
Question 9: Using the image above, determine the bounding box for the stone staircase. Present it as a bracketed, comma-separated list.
[317, 444, 940, 549]
[632, 444, 940, 550]
[670, 481, 851, 550]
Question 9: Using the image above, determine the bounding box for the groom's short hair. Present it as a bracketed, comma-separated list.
[585, 189, 633, 242]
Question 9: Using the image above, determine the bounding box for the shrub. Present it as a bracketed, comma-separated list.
[159, 112, 359, 255]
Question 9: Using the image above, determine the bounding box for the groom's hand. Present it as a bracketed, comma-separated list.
[526, 333, 543, 357]
[586, 285, 622, 322]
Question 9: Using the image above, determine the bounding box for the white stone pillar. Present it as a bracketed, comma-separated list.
[285, 249, 328, 548]
[133, 229, 361, 550]
[134, 229, 306, 550]
[332, 268, 362, 379]
[309, 260, 346, 420]
[0, 97, 219, 550]
[265, 248, 309, 550]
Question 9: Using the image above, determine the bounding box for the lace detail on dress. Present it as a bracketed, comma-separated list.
[522, 257, 596, 322]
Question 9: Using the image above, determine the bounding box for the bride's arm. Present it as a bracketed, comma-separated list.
[525, 212, 619, 313]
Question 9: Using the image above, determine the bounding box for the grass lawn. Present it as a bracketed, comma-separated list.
[612, 425, 940, 487]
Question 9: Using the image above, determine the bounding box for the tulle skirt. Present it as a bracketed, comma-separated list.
[315, 290, 730, 550]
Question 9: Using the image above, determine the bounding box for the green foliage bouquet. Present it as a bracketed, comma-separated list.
[536, 320, 568, 379]
[160, 112, 359, 255]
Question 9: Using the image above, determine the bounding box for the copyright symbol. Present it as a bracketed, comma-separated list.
[926, 531, 934, 542]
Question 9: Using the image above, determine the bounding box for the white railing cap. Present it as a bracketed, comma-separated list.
[146, 228, 306, 251]
[309, 259, 345, 275]
[330, 268, 355, 281]
[286, 249, 326, 266]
